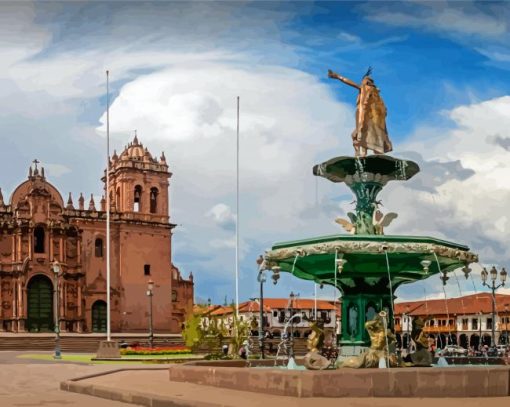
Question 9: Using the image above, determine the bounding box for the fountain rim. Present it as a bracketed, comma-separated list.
[270, 234, 473, 253]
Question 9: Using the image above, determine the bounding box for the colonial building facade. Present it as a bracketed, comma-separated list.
[395, 292, 510, 349]
[0, 136, 193, 333]
[199, 298, 340, 338]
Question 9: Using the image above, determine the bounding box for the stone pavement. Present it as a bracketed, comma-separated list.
[0, 351, 149, 406]
[63, 368, 510, 407]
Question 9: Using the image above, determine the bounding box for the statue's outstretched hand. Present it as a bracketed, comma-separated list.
[328, 69, 337, 79]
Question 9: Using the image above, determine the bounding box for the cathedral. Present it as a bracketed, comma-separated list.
[0, 136, 193, 333]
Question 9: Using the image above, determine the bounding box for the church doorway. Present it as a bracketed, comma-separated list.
[92, 300, 107, 332]
[27, 275, 54, 332]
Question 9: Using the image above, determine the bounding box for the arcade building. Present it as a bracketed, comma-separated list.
[0, 136, 193, 333]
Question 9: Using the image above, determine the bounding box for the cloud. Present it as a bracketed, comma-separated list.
[96, 62, 352, 289]
[41, 162, 71, 178]
[364, 2, 508, 38]
[207, 203, 236, 231]
[370, 95, 510, 300]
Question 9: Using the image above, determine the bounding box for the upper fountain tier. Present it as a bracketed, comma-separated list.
[312, 155, 420, 186]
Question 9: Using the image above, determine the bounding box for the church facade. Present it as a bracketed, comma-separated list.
[0, 136, 193, 333]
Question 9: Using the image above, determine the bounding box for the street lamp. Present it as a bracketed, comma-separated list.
[478, 311, 482, 351]
[481, 266, 506, 347]
[147, 279, 155, 348]
[256, 267, 267, 359]
[505, 304, 509, 346]
[52, 260, 62, 360]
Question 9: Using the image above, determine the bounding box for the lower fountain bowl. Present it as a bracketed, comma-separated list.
[168, 359, 510, 398]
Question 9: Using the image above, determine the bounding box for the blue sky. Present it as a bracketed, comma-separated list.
[1, 1, 510, 305]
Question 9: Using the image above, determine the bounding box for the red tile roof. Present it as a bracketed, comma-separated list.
[205, 298, 337, 316]
[395, 293, 510, 316]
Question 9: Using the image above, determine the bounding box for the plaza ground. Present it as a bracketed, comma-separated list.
[2, 351, 510, 406]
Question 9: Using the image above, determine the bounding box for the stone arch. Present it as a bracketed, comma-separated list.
[470, 334, 480, 349]
[150, 187, 159, 214]
[134, 185, 142, 212]
[459, 333, 468, 349]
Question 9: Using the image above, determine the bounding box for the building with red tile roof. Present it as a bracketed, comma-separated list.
[394, 292, 510, 349]
[200, 298, 339, 338]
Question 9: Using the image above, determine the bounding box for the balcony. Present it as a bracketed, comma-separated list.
[423, 325, 457, 333]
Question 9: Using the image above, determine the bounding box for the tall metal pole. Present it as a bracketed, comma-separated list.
[259, 279, 264, 359]
[106, 70, 111, 341]
[491, 284, 496, 347]
[149, 290, 154, 348]
[479, 312, 482, 350]
[53, 262, 61, 359]
[314, 283, 317, 320]
[235, 96, 240, 319]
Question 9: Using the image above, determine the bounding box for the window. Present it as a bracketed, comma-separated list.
[472, 318, 478, 330]
[144, 264, 151, 276]
[487, 318, 493, 329]
[95, 238, 103, 257]
[172, 290, 177, 302]
[34, 226, 45, 253]
[134, 185, 142, 212]
[462, 318, 468, 330]
[273, 311, 277, 317]
[150, 187, 158, 213]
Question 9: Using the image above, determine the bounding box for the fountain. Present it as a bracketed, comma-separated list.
[166, 68, 510, 397]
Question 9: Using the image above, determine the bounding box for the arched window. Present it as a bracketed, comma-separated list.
[150, 187, 158, 214]
[95, 238, 103, 257]
[34, 226, 45, 253]
[134, 185, 142, 212]
[116, 187, 121, 211]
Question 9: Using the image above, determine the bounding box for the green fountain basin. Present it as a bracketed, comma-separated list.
[265, 234, 478, 291]
[265, 234, 478, 348]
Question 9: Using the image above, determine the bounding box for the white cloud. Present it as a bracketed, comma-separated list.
[41, 162, 71, 178]
[96, 62, 352, 282]
[364, 2, 507, 38]
[207, 203, 236, 231]
[376, 95, 510, 300]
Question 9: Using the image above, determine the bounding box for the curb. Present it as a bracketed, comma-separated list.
[60, 367, 219, 407]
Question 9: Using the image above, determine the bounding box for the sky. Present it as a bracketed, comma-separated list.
[1, 1, 510, 305]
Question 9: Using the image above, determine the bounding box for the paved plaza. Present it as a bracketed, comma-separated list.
[2, 351, 510, 407]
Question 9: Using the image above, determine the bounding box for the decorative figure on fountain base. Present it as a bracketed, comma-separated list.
[340, 311, 400, 368]
[405, 317, 433, 367]
[303, 321, 331, 370]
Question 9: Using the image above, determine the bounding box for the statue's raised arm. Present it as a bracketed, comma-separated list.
[328, 69, 360, 90]
[328, 67, 393, 157]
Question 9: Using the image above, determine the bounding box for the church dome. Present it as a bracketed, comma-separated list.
[10, 161, 64, 208]
[118, 134, 154, 162]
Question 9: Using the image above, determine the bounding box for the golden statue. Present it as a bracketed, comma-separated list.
[328, 67, 393, 157]
[340, 311, 399, 368]
[303, 322, 331, 370]
[407, 317, 432, 367]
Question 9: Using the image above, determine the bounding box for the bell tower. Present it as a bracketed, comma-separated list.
[102, 134, 176, 332]
[106, 134, 171, 221]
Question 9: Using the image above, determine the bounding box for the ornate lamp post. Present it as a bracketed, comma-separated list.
[505, 304, 509, 346]
[256, 269, 267, 359]
[147, 279, 154, 348]
[481, 266, 506, 347]
[52, 260, 62, 360]
[478, 311, 482, 351]
[289, 291, 296, 358]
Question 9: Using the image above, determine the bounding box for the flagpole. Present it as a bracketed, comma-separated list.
[106, 70, 111, 341]
[235, 96, 240, 319]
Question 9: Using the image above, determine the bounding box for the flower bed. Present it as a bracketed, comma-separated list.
[121, 346, 192, 356]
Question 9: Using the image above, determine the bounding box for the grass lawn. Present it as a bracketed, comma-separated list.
[17, 353, 203, 364]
